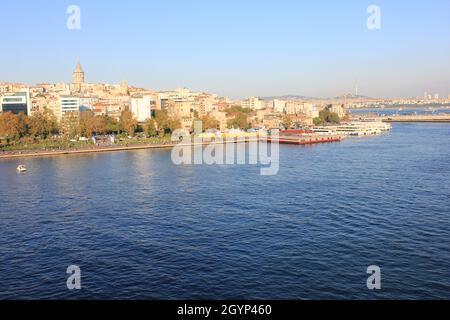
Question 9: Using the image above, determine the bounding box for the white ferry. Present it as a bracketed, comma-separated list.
[313, 121, 391, 137]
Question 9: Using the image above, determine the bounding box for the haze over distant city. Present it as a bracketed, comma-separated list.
[1, 0, 450, 99]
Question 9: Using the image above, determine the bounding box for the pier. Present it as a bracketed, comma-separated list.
[380, 115, 450, 123]
[272, 135, 342, 145]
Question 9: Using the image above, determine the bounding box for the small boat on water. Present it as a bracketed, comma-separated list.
[16, 165, 27, 172]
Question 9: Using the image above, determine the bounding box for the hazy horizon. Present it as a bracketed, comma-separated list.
[1, 0, 450, 99]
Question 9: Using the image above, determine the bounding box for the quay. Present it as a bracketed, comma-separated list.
[0, 138, 261, 160]
[380, 115, 450, 123]
[0, 143, 176, 160]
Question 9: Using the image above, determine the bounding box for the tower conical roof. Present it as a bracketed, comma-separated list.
[74, 61, 84, 73]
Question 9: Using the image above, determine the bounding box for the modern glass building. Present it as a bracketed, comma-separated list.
[0, 91, 32, 115]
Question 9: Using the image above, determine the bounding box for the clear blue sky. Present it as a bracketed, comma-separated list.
[1, 0, 450, 99]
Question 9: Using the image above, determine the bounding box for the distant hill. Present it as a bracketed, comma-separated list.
[261, 94, 376, 101]
[261, 94, 374, 101]
[261, 95, 317, 101]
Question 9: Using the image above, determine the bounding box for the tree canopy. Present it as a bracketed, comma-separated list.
[199, 115, 220, 131]
[0, 112, 24, 139]
[313, 109, 340, 125]
[119, 109, 138, 136]
[28, 109, 58, 138]
[154, 110, 182, 135]
[227, 112, 250, 130]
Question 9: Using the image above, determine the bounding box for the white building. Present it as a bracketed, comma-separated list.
[302, 103, 318, 118]
[273, 99, 286, 113]
[311, 106, 320, 119]
[131, 95, 153, 122]
[242, 97, 265, 110]
[59, 96, 80, 119]
[286, 101, 303, 115]
[331, 104, 347, 118]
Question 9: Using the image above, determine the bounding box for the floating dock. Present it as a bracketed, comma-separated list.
[380, 115, 450, 123]
[268, 130, 342, 145]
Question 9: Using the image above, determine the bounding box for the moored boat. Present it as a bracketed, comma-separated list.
[16, 165, 27, 172]
[313, 121, 391, 136]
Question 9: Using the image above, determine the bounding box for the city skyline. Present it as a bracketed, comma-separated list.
[1, 0, 450, 99]
[1, 60, 447, 101]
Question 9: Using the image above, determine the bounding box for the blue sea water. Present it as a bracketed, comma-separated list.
[0, 123, 449, 300]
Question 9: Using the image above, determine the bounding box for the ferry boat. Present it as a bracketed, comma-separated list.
[357, 121, 392, 133]
[313, 121, 391, 137]
[16, 165, 27, 172]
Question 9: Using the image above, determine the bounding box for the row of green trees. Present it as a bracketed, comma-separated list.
[0, 109, 59, 141]
[0, 109, 183, 143]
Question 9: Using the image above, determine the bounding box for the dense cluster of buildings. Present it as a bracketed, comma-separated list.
[348, 93, 450, 109]
[0, 61, 356, 132]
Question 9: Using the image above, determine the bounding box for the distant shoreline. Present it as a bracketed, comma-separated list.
[352, 105, 450, 109]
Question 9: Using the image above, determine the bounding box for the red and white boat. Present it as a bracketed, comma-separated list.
[268, 130, 342, 145]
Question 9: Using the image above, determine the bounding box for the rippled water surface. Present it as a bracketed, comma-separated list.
[1, 124, 450, 299]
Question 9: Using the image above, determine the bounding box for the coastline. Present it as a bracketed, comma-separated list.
[0, 138, 261, 160]
[0, 143, 177, 160]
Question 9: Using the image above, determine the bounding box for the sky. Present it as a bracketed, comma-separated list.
[1, 0, 450, 99]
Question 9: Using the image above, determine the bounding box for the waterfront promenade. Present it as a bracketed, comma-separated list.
[0, 143, 176, 160]
[0, 138, 261, 160]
